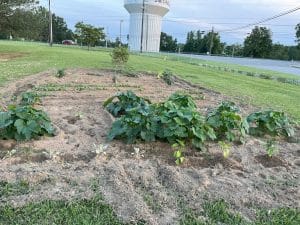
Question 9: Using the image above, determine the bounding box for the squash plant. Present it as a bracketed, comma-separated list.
[247, 110, 294, 138]
[103, 91, 151, 117]
[0, 105, 54, 141]
[207, 101, 249, 142]
[106, 92, 216, 150]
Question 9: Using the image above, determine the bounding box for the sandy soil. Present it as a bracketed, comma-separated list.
[0, 69, 299, 225]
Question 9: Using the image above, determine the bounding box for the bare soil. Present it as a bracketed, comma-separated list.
[0, 52, 27, 62]
[0, 69, 299, 225]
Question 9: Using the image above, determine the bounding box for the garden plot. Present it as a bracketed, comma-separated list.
[0, 69, 299, 225]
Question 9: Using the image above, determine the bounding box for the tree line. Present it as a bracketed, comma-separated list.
[1, 1, 300, 60]
[160, 26, 300, 61]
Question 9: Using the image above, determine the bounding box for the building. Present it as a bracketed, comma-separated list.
[124, 0, 170, 52]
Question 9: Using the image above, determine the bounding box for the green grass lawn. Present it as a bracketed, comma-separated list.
[0, 40, 299, 123]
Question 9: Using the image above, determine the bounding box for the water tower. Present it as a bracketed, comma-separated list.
[124, 0, 170, 52]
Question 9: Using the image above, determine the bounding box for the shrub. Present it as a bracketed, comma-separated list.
[0, 105, 54, 141]
[207, 101, 249, 142]
[161, 69, 174, 85]
[247, 110, 294, 138]
[111, 46, 129, 66]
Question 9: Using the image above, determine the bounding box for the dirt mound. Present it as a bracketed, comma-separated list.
[0, 69, 299, 224]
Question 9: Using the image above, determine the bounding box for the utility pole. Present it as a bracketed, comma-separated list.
[209, 27, 214, 55]
[48, 0, 53, 47]
[140, 0, 145, 53]
[119, 20, 124, 46]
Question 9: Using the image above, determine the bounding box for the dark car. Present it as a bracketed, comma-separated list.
[62, 40, 75, 45]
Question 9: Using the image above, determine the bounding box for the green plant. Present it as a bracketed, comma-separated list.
[218, 141, 231, 158]
[20, 92, 41, 106]
[207, 101, 249, 142]
[247, 110, 294, 138]
[0, 105, 54, 141]
[111, 46, 129, 66]
[56, 69, 66, 78]
[161, 69, 174, 85]
[106, 92, 216, 150]
[265, 139, 278, 157]
[103, 91, 151, 117]
[107, 103, 158, 143]
[0, 180, 30, 198]
[173, 140, 185, 165]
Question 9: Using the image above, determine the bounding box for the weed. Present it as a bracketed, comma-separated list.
[0, 180, 30, 198]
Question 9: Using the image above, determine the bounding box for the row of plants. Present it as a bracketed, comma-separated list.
[198, 63, 300, 86]
[0, 92, 54, 141]
[104, 91, 295, 163]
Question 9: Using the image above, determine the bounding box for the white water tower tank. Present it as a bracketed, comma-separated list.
[124, 0, 170, 52]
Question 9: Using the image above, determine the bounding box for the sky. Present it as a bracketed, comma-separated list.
[40, 0, 300, 45]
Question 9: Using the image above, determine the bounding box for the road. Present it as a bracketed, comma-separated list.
[183, 54, 300, 76]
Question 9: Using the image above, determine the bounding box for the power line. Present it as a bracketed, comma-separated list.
[218, 5, 300, 32]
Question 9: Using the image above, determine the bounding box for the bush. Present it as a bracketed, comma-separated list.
[111, 46, 129, 66]
[0, 105, 54, 141]
[161, 69, 174, 85]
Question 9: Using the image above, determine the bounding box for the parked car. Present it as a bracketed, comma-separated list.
[62, 40, 75, 45]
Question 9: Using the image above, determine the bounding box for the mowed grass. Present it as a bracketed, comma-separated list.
[0, 40, 299, 122]
[0, 196, 299, 225]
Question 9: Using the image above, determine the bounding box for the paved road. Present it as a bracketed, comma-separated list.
[183, 54, 300, 76]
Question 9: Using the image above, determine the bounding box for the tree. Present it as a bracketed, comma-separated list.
[160, 32, 177, 52]
[244, 26, 273, 58]
[0, 0, 37, 37]
[269, 44, 289, 60]
[74, 22, 105, 50]
[296, 23, 300, 46]
[224, 44, 244, 57]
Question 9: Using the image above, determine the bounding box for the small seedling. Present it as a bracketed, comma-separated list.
[218, 141, 231, 159]
[93, 143, 108, 155]
[266, 139, 278, 157]
[172, 141, 185, 165]
[56, 69, 66, 78]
